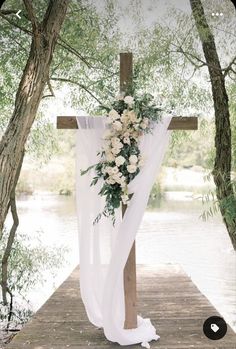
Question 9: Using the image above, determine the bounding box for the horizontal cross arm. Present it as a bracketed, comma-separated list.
[56, 116, 198, 130]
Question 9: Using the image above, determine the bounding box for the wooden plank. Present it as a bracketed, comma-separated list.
[6, 265, 236, 349]
[120, 52, 133, 93]
[122, 204, 137, 329]
[56, 116, 198, 130]
[120, 52, 137, 330]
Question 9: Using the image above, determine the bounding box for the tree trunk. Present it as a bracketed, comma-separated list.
[190, 0, 236, 249]
[0, 0, 69, 238]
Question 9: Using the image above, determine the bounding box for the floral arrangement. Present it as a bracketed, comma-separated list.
[81, 93, 162, 224]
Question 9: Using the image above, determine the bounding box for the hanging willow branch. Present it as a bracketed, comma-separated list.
[1, 151, 24, 305]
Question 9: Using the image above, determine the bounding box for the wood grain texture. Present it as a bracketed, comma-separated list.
[122, 204, 137, 329]
[120, 52, 137, 330]
[120, 52, 133, 93]
[57, 116, 198, 130]
[6, 265, 236, 349]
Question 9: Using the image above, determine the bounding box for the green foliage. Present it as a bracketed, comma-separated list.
[148, 181, 164, 208]
[0, 230, 68, 327]
[83, 93, 163, 224]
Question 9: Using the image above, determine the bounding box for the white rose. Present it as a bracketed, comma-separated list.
[105, 166, 114, 175]
[113, 172, 122, 183]
[112, 146, 121, 155]
[121, 113, 129, 124]
[105, 152, 115, 162]
[106, 177, 116, 185]
[140, 122, 147, 129]
[140, 118, 149, 129]
[115, 155, 126, 167]
[109, 109, 120, 120]
[124, 96, 134, 106]
[127, 164, 137, 173]
[115, 94, 124, 101]
[123, 137, 130, 145]
[127, 110, 137, 123]
[111, 137, 120, 145]
[111, 166, 119, 175]
[129, 155, 138, 164]
[113, 120, 122, 131]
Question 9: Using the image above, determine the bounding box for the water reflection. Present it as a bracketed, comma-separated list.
[13, 193, 236, 331]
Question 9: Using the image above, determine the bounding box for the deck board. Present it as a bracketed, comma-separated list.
[6, 265, 236, 349]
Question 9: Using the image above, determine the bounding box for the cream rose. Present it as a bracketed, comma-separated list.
[115, 155, 126, 167]
[105, 151, 115, 162]
[106, 177, 116, 185]
[129, 155, 138, 164]
[111, 147, 121, 155]
[109, 109, 120, 120]
[127, 110, 137, 123]
[123, 137, 130, 145]
[124, 96, 134, 106]
[113, 120, 122, 131]
[111, 166, 119, 175]
[127, 164, 137, 173]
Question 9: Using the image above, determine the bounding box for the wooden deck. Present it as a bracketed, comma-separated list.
[6, 265, 236, 349]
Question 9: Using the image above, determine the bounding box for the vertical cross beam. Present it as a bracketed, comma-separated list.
[120, 52, 138, 330]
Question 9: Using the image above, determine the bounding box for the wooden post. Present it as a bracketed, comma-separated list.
[120, 52, 138, 329]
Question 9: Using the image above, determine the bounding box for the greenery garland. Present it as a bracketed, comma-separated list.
[81, 93, 162, 224]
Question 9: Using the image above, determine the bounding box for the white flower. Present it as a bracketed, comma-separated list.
[127, 164, 137, 173]
[106, 166, 114, 175]
[111, 166, 119, 175]
[140, 118, 149, 129]
[124, 96, 134, 106]
[112, 146, 121, 155]
[109, 109, 120, 120]
[140, 122, 147, 129]
[121, 194, 129, 205]
[115, 94, 124, 101]
[115, 155, 126, 167]
[113, 172, 122, 183]
[106, 152, 115, 162]
[123, 137, 130, 145]
[123, 131, 130, 138]
[113, 120, 122, 131]
[119, 176, 126, 187]
[106, 177, 116, 185]
[129, 155, 138, 164]
[121, 113, 129, 124]
[127, 110, 137, 123]
[111, 137, 121, 145]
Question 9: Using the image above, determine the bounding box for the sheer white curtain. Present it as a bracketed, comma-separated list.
[76, 115, 172, 346]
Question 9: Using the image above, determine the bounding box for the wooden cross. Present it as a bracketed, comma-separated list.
[57, 52, 198, 330]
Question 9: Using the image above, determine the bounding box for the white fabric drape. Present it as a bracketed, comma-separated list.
[76, 115, 172, 346]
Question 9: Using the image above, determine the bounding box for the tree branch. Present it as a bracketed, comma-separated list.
[51, 76, 106, 107]
[0, 9, 17, 15]
[23, 0, 38, 32]
[1, 152, 23, 304]
[57, 37, 92, 68]
[0, 12, 107, 73]
[223, 55, 236, 77]
[0, 12, 32, 35]
[171, 43, 207, 68]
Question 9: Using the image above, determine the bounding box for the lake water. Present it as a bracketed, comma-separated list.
[12, 192, 236, 332]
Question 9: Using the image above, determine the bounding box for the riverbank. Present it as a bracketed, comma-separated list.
[17, 163, 214, 196]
